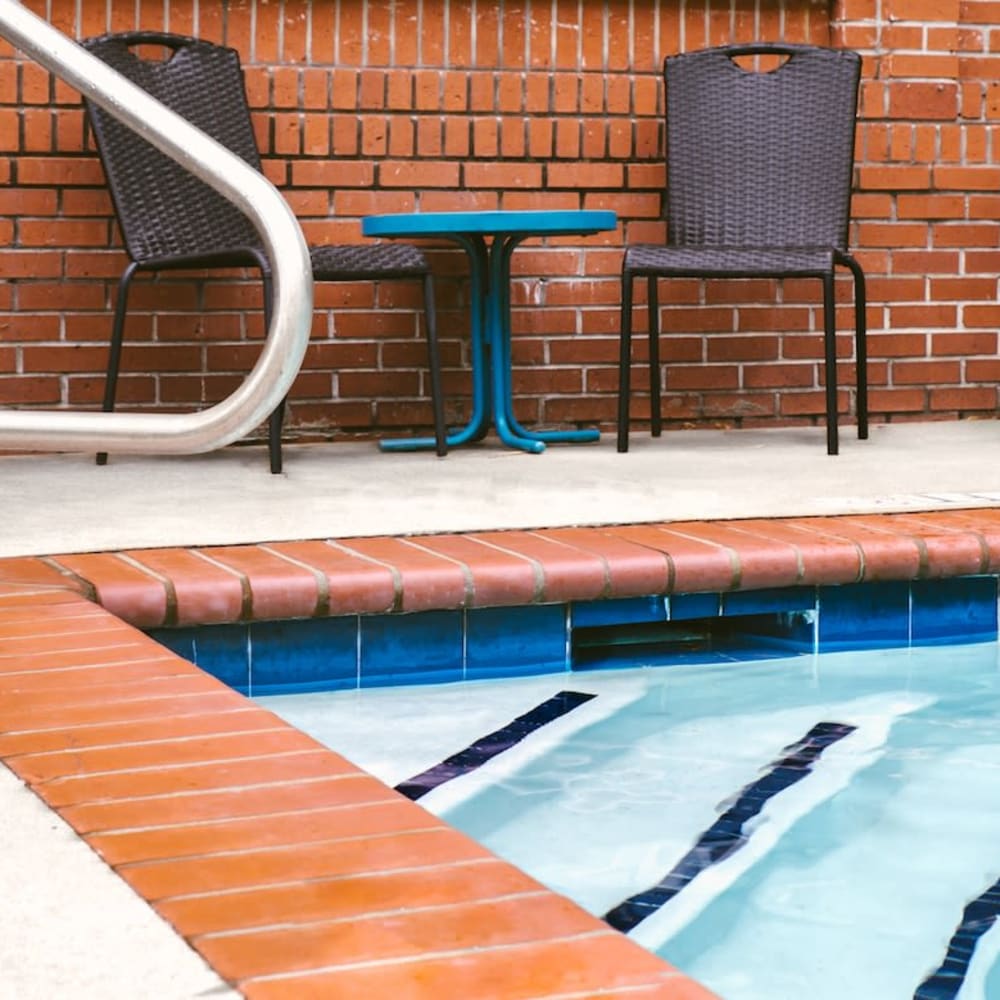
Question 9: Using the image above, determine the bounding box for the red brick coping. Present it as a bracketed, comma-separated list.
[4, 509, 1000, 997]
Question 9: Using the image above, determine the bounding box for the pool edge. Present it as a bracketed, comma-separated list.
[5, 508, 1000, 997]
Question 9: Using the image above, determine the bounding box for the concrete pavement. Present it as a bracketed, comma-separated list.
[4, 419, 1000, 558]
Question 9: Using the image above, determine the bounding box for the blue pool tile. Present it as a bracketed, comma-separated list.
[571, 596, 667, 629]
[669, 592, 722, 620]
[728, 610, 816, 652]
[149, 626, 195, 664]
[910, 576, 998, 644]
[467, 604, 568, 680]
[604, 720, 856, 933]
[722, 586, 815, 617]
[916, 875, 1000, 1000]
[817, 581, 910, 650]
[395, 690, 597, 800]
[150, 624, 250, 693]
[360, 610, 464, 688]
[250, 617, 359, 695]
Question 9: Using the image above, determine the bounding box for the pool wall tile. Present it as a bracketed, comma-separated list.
[466, 605, 569, 680]
[669, 592, 722, 620]
[150, 624, 250, 693]
[721, 586, 815, 617]
[249, 617, 359, 695]
[571, 596, 667, 628]
[910, 576, 998, 643]
[360, 611, 464, 687]
[816, 581, 911, 650]
[148, 626, 196, 664]
[148, 576, 1000, 690]
[729, 610, 817, 652]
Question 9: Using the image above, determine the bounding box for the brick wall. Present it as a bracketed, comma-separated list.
[0, 0, 995, 445]
[837, 0, 1000, 424]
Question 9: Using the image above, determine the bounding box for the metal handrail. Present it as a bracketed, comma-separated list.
[0, 1, 313, 455]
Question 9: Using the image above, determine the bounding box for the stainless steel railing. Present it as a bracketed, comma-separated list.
[0, 1, 313, 455]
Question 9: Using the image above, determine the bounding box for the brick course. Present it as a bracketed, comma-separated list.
[0, 0, 996, 445]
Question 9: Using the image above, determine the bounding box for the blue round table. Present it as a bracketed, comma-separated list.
[362, 209, 618, 454]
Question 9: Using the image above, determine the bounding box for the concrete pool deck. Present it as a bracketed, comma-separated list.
[4, 418, 1000, 998]
[5, 419, 1000, 558]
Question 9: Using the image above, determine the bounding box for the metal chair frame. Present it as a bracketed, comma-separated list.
[82, 31, 446, 473]
[617, 42, 868, 456]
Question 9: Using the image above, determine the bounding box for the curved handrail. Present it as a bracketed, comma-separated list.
[0, 1, 313, 454]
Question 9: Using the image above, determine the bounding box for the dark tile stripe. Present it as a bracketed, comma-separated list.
[604, 720, 857, 933]
[915, 878, 1000, 1000]
[394, 690, 597, 801]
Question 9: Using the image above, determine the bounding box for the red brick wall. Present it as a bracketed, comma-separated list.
[0, 0, 994, 445]
[836, 0, 1000, 424]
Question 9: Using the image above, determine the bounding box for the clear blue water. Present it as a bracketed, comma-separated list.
[260, 641, 1000, 1000]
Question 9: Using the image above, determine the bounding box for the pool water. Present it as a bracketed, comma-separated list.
[259, 640, 1000, 1000]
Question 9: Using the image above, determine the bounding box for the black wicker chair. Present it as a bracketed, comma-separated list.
[617, 42, 867, 456]
[81, 31, 445, 473]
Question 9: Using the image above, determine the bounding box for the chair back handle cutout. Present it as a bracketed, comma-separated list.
[89, 30, 200, 60]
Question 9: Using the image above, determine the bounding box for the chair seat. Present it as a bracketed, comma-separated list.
[310, 242, 430, 280]
[623, 244, 837, 278]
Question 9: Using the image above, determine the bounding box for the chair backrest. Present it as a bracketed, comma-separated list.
[664, 43, 861, 250]
[81, 31, 264, 266]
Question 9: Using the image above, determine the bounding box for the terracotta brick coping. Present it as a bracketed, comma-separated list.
[15, 508, 1000, 629]
[5, 509, 1000, 997]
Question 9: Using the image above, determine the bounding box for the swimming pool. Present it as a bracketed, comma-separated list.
[260, 639, 1000, 1000]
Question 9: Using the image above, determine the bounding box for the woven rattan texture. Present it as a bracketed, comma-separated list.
[82, 32, 431, 282]
[664, 44, 861, 252]
[310, 243, 428, 279]
[624, 244, 836, 277]
[82, 34, 264, 266]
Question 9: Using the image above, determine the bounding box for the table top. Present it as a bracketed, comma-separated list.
[362, 209, 618, 239]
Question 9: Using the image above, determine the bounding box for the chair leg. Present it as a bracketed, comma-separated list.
[97, 262, 139, 466]
[648, 277, 661, 438]
[260, 272, 285, 475]
[617, 271, 634, 453]
[268, 399, 286, 475]
[843, 255, 868, 440]
[822, 272, 839, 456]
[421, 273, 447, 457]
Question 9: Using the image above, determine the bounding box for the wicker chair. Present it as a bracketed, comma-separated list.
[617, 42, 867, 456]
[81, 31, 445, 473]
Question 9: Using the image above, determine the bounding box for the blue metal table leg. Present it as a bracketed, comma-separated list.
[465, 234, 494, 443]
[379, 234, 493, 452]
[489, 235, 600, 450]
[483, 235, 545, 453]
